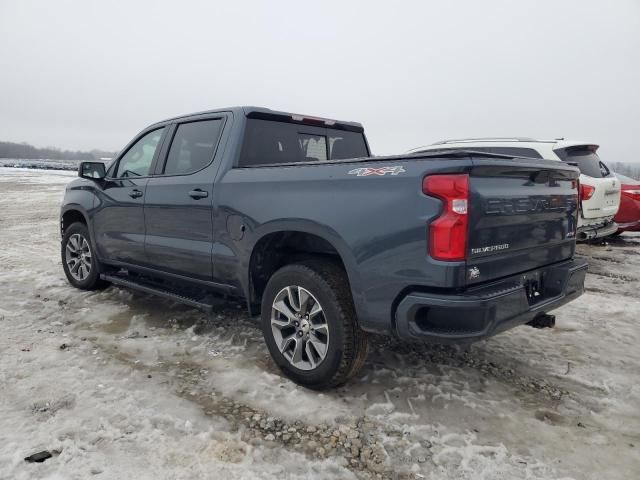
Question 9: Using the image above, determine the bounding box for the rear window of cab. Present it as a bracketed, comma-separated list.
[238, 119, 369, 167]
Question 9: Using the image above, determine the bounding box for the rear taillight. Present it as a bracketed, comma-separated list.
[580, 184, 595, 201]
[423, 174, 469, 261]
[622, 188, 640, 201]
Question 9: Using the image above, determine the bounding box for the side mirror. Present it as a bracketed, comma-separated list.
[79, 161, 106, 180]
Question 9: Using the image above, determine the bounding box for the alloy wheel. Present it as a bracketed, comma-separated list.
[270, 285, 329, 371]
[65, 233, 92, 281]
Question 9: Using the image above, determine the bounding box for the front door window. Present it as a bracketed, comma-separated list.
[115, 128, 164, 178]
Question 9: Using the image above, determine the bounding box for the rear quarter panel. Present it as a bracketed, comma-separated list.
[213, 157, 473, 334]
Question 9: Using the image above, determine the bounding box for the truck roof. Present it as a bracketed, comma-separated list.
[152, 106, 364, 132]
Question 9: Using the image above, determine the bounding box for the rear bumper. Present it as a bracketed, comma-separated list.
[394, 259, 587, 343]
[577, 220, 618, 241]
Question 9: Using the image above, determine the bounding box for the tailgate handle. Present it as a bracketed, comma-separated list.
[189, 189, 209, 199]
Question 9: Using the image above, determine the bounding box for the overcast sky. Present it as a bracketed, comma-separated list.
[1, 0, 639, 162]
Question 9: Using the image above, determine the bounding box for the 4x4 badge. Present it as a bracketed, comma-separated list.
[348, 166, 406, 177]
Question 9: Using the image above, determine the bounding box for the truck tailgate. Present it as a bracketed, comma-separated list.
[465, 158, 580, 286]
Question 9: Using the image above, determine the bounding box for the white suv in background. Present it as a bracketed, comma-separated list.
[409, 138, 621, 241]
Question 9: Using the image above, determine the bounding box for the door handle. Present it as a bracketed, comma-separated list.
[189, 189, 209, 199]
[129, 189, 143, 199]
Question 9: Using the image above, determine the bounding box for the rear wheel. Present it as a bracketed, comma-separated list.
[61, 222, 108, 290]
[260, 260, 368, 389]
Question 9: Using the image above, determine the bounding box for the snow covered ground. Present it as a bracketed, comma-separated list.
[0, 167, 638, 480]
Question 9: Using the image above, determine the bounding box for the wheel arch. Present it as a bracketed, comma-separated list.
[60, 206, 90, 236]
[60, 205, 102, 265]
[245, 222, 363, 318]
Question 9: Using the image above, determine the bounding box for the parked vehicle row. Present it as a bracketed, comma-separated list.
[61, 107, 588, 388]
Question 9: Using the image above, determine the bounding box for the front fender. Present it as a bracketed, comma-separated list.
[60, 181, 98, 254]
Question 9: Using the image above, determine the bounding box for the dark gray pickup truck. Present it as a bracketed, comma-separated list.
[61, 106, 587, 388]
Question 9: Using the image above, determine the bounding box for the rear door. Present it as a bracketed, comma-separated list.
[466, 157, 580, 285]
[143, 115, 226, 280]
[554, 145, 620, 220]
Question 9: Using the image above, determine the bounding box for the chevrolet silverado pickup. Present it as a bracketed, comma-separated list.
[61, 107, 587, 388]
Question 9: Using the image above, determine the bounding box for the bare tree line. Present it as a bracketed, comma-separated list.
[0, 141, 115, 162]
[611, 162, 640, 180]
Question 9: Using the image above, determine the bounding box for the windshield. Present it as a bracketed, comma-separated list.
[554, 145, 612, 178]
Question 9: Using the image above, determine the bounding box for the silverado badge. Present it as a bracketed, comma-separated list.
[471, 244, 510, 254]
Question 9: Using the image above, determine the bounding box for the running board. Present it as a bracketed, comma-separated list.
[100, 273, 223, 312]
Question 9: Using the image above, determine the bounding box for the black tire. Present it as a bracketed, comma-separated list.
[260, 260, 368, 389]
[61, 222, 109, 290]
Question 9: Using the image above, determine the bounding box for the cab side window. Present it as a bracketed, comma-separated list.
[115, 128, 165, 178]
[163, 119, 224, 175]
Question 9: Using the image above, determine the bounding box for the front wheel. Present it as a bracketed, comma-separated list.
[260, 260, 368, 389]
[61, 222, 108, 290]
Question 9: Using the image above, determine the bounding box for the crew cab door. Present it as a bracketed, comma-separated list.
[93, 127, 166, 264]
[143, 116, 226, 280]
